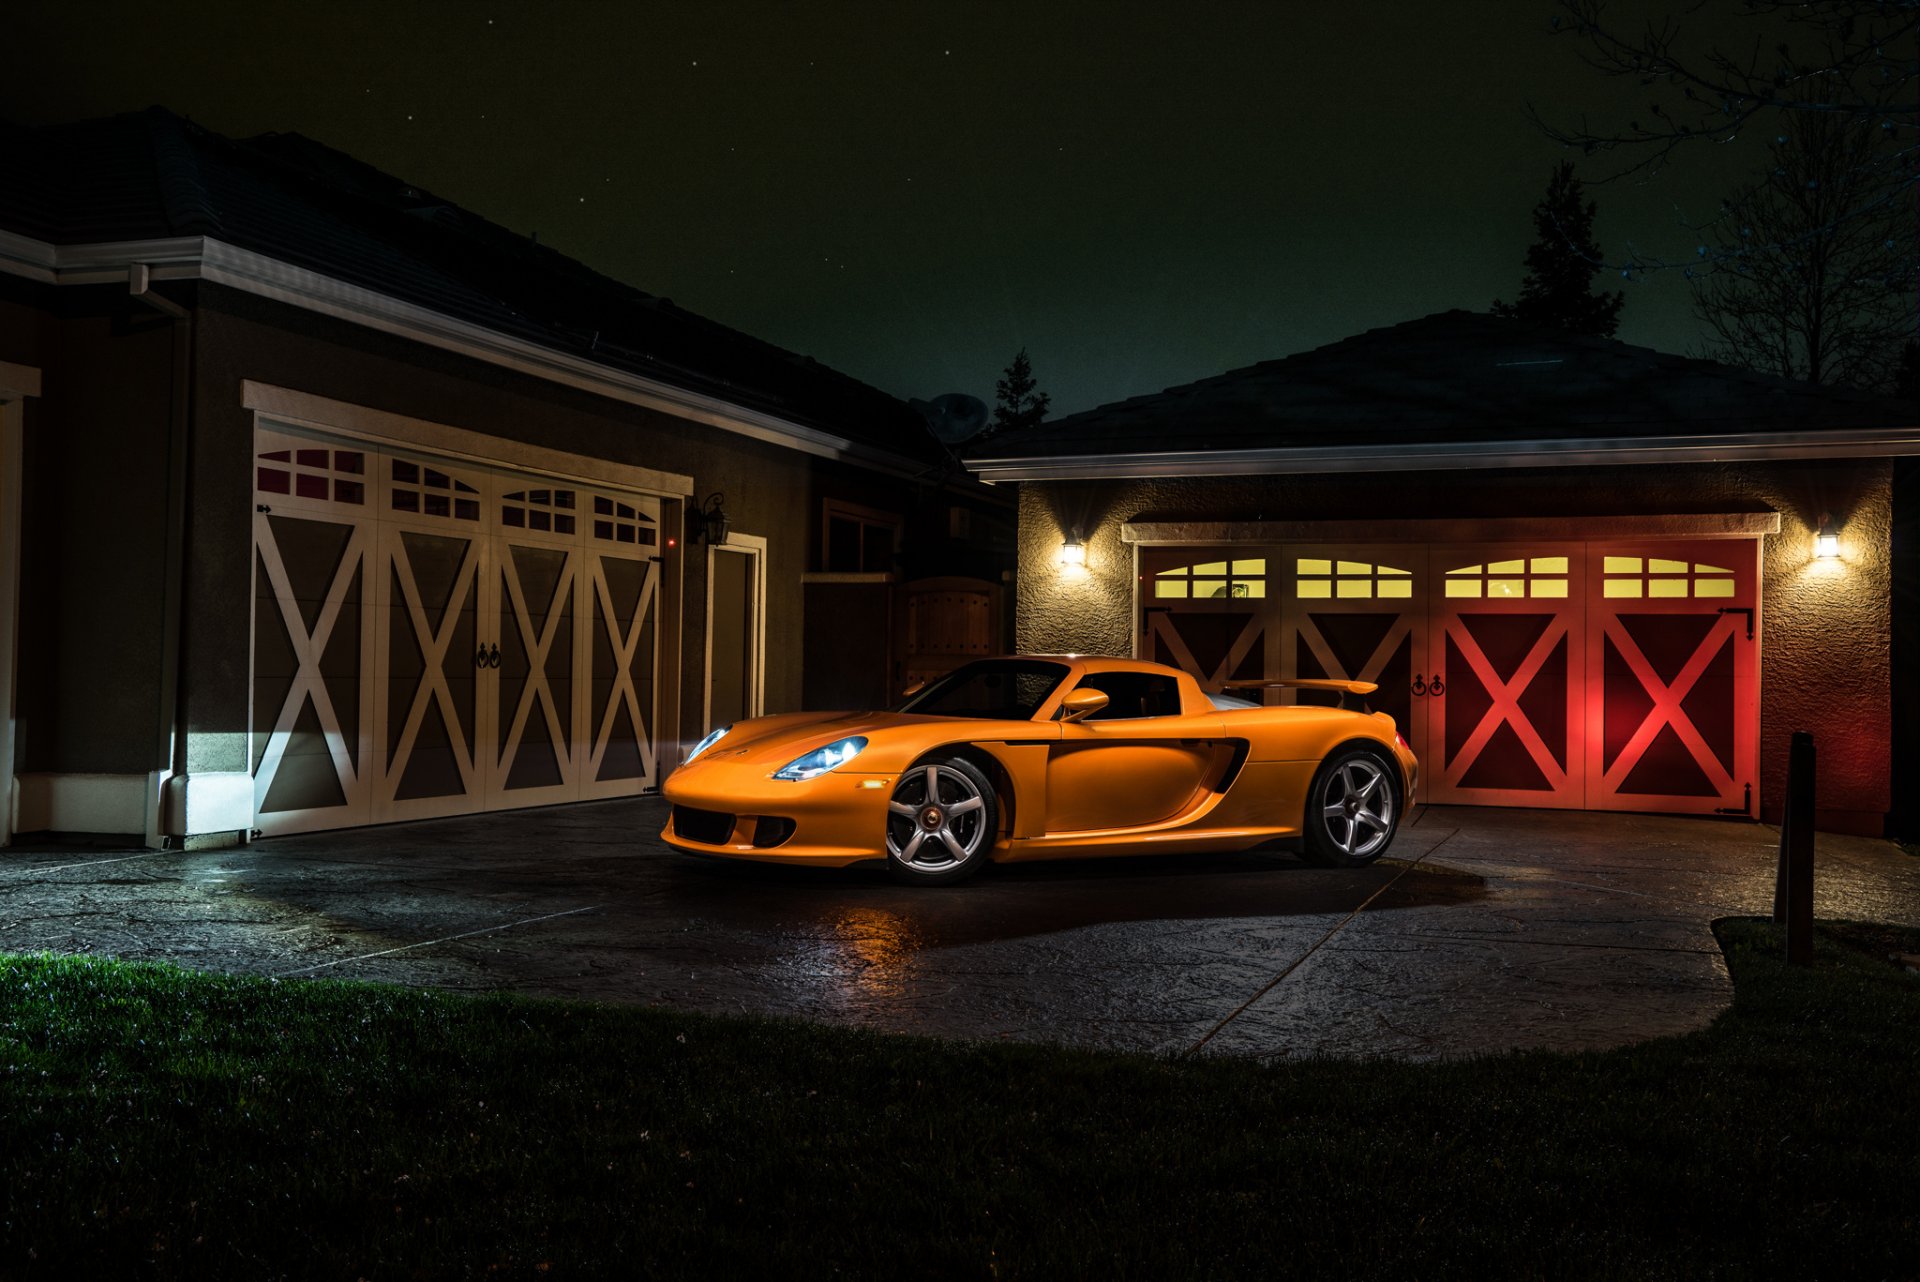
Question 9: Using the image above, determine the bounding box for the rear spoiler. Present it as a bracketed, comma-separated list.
[1222, 677, 1376, 712]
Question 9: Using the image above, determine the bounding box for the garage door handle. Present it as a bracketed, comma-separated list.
[475, 644, 501, 670]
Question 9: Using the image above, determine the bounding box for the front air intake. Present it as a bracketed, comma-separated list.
[672, 805, 736, 845]
[750, 817, 797, 848]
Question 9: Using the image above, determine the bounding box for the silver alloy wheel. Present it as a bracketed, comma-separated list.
[886, 763, 989, 873]
[1321, 757, 1395, 859]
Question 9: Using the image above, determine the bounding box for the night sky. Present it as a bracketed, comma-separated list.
[5, 1, 1763, 416]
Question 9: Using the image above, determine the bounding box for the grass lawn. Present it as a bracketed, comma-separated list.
[2, 920, 1916, 1280]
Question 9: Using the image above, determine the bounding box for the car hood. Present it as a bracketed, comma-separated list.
[693, 709, 1047, 768]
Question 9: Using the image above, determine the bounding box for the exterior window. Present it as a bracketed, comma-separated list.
[1155, 558, 1267, 599]
[589, 494, 657, 546]
[1442, 557, 1567, 599]
[1068, 671, 1184, 720]
[256, 446, 368, 506]
[823, 500, 901, 572]
[503, 487, 579, 537]
[391, 458, 479, 520]
[1601, 556, 1735, 599]
[1296, 558, 1411, 600]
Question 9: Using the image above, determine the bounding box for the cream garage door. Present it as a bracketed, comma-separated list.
[250, 425, 664, 836]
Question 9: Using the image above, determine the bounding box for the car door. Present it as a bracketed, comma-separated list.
[1044, 672, 1234, 833]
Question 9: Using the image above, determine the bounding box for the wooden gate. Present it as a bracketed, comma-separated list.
[1139, 550, 1275, 692]
[1586, 543, 1757, 815]
[1279, 546, 1424, 746]
[251, 433, 377, 833]
[1426, 546, 1585, 808]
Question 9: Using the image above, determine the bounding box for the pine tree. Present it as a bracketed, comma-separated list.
[989, 347, 1051, 439]
[1492, 162, 1624, 337]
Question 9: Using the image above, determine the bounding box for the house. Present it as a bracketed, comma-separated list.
[966, 312, 1917, 836]
[0, 108, 1012, 847]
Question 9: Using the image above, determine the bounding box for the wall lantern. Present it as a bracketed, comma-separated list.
[691, 492, 730, 546]
[1058, 534, 1086, 569]
[1813, 512, 1840, 561]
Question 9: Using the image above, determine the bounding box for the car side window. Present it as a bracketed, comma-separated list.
[1070, 672, 1184, 721]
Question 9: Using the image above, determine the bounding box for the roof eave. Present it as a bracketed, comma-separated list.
[0, 227, 947, 480]
[963, 428, 1920, 483]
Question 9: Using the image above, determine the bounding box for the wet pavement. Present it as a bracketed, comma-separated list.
[2, 801, 1916, 1060]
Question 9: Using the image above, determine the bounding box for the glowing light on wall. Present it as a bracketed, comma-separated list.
[1814, 513, 1840, 562]
[1059, 536, 1086, 568]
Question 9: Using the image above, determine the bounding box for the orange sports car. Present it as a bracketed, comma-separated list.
[662, 655, 1418, 885]
[662, 655, 1418, 884]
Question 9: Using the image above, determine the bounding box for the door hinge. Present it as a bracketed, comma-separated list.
[1714, 782, 1753, 816]
[1717, 606, 1754, 640]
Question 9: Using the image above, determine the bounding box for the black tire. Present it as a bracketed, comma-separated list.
[885, 755, 998, 886]
[1299, 748, 1401, 868]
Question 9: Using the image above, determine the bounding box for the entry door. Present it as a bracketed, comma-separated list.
[1586, 543, 1758, 814]
[1138, 549, 1276, 691]
[1426, 546, 1585, 808]
[704, 536, 765, 732]
[1279, 546, 1425, 744]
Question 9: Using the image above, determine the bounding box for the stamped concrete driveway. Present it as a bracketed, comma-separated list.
[2, 800, 1915, 1059]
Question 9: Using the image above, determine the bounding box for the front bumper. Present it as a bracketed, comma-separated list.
[660, 759, 897, 866]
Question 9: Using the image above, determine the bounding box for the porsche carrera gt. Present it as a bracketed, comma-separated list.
[661, 655, 1418, 884]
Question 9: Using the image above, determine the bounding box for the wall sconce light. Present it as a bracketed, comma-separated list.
[1058, 534, 1086, 569]
[691, 492, 730, 546]
[1813, 512, 1839, 561]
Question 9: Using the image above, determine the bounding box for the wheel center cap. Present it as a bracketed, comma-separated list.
[1344, 798, 1359, 815]
[921, 807, 943, 829]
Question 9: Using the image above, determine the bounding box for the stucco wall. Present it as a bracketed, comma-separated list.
[0, 283, 174, 776]
[1016, 458, 1895, 832]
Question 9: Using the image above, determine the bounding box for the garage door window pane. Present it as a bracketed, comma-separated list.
[1695, 578, 1735, 598]
[1154, 580, 1188, 599]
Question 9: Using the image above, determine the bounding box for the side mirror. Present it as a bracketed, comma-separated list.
[1058, 688, 1109, 722]
[901, 680, 926, 698]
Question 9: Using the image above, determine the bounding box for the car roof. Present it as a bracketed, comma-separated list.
[1010, 654, 1170, 675]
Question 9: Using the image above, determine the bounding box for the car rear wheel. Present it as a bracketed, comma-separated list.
[885, 756, 997, 885]
[1300, 749, 1399, 868]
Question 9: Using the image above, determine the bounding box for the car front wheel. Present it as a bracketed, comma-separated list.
[1300, 749, 1399, 867]
[885, 756, 997, 885]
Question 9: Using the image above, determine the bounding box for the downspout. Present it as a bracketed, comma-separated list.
[130, 264, 192, 849]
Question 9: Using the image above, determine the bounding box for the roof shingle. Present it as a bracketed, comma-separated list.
[0, 108, 947, 465]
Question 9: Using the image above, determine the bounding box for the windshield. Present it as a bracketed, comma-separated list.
[896, 660, 1070, 720]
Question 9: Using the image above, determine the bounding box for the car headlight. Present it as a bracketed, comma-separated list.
[686, 725, 730, 763]
[772, 736, 868, 781]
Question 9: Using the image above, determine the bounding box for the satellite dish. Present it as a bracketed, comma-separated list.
[910, 393, 991, 444]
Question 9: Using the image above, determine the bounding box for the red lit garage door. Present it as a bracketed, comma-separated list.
[1587, 544, 1758, 815]
[1137, 538, 1760, 817]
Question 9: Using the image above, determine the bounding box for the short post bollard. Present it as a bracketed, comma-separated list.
[1772, 731, 1815, 965]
